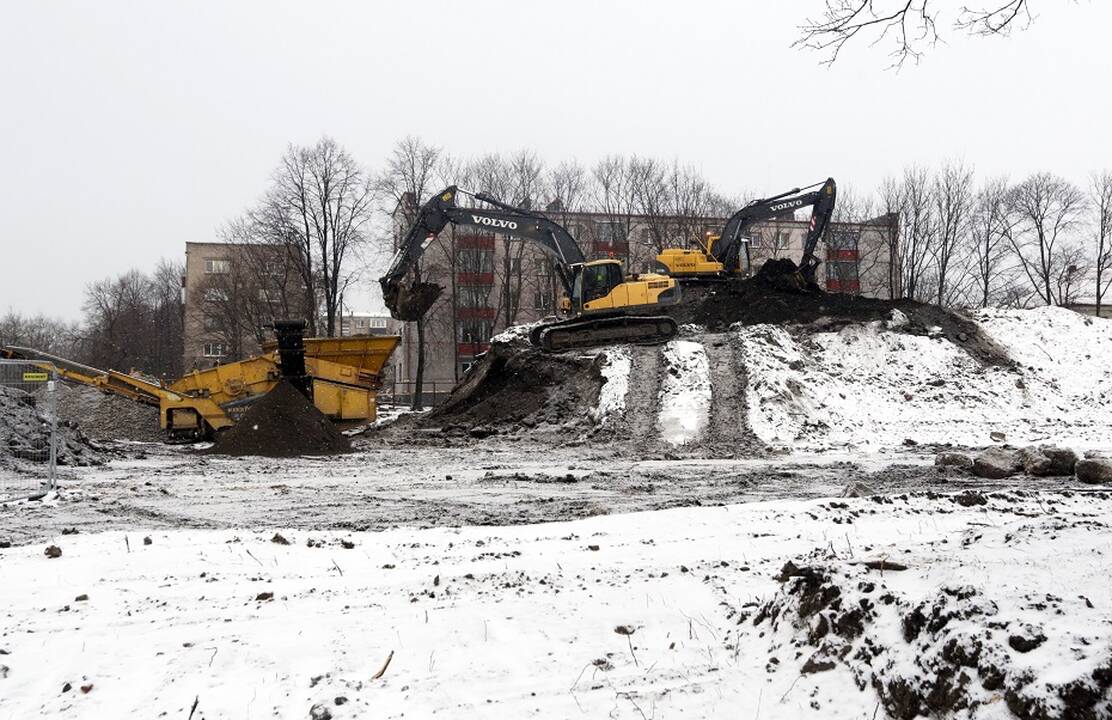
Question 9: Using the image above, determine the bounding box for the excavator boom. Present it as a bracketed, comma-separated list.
[715, 178, 837, 278]
[381, 187, 585, 321]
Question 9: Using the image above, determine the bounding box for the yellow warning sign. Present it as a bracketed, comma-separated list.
[22, 372, 49, 382]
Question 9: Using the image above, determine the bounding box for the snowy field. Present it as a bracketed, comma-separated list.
[2, 306, 1110, 718]
[2, 490, 1109, 719]
[739, 307, 1112, 450]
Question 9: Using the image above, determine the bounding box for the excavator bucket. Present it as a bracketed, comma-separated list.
[755, 258, 821, 293]
[382, 279, 442, 322]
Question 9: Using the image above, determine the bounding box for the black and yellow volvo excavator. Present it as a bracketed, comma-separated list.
[380, 187, 681, 352]
[656, 177, 837, 286]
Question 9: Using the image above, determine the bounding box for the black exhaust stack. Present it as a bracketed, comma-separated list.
[271, 319, 311, 398]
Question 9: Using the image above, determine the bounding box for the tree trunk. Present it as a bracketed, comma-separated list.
[411, 316, 426, 411]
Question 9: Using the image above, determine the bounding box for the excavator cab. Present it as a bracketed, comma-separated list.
[577, 260, 625, 305]
[568, 259, 681, 316]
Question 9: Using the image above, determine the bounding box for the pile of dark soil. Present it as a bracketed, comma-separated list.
[382, 339, 606, 441]
[669, 270, 1011, 366]
[209, 381, 351, 457]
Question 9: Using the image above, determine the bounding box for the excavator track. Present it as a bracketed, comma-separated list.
[533, 315, 678, 353]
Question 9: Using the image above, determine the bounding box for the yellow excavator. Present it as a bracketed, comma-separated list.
[1, 320, 399, 442]
[656, 178, 837, 285]
[380, 187, 681, 352]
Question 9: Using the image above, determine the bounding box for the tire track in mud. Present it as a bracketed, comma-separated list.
[619, 345, 663, 447]
[695, 333, 766, 457]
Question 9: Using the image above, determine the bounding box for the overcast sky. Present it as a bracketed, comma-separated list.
[2, 1, 1109, 318]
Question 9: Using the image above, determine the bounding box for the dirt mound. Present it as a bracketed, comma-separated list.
[51, 382, 162, 443]
[670, 274, 1010, 367]
[0, 385, 104, 467]
[210, 381, 351, 457]
[381, 338, 606, 441]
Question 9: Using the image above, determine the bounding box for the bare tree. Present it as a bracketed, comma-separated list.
[378, 136, 442, 409]
[930, 160, 975, 306]
[538, 160, 589, 310]
[1091, 171, 1112, 316]
[795, 1, 1046, 67]
[896, 166, 936, 301]
[590, 155, 639, 268]
[1006, 172, 1087, 305]
[81, 263, 184, 377]
[264, 137, 374, 338]
[0, 312, 81, 358]
[968, 176, 1015, 307]
[1054, 244, 1090, 306]
[873, 177, 905, 299]
[495, 150, 545, 328]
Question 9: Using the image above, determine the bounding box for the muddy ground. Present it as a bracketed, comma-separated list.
[1, 440, 1100, 546]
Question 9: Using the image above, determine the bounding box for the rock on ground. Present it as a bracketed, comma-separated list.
[1076, 457, 1112, 484]
[972, 447, 1023, 479]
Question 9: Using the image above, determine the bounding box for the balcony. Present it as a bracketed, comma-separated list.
[457, 272, 495, 286]
[457, 234, 496, 250]
[457, 342, 490, 356]
[826, 278, 860, 294]
[827, 248, 858, 262]
[592, 240, 629, 255]
[457, 306, 496, 321]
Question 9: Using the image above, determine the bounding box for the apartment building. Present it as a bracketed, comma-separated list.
[181, 241, 310, 371]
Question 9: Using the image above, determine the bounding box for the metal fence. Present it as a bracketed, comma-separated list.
[0, 360, 57, 502]
[379, 381, 453, 408]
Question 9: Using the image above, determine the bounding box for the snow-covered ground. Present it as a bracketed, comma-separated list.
[2, 490, 1109, 719]
[740, 307, 1112, 450]
[590, 346, 631, 425]
[656, 340, 712, 445]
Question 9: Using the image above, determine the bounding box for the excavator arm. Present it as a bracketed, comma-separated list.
[713, 177, 837, 280]
[380, 186, 586, 321]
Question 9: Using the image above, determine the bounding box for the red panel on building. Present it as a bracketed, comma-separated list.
[828, 248, 858, 262]
[457, 272, 495, 285]
[457, 342, 490, 356]
[457, 307, 496, 321]
[592, 241, 629, 255]
[457, 234, 496, 250]
[826, 279, 861, 293]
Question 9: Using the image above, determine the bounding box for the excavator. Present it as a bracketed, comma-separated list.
[380, 187, 681, 352]
[656, 177, 837, 286]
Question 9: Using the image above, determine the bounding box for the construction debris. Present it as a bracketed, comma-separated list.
[50, 382, 161, 443]
[0, 386, 104, 467]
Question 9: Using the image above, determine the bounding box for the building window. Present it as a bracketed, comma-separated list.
[203, 314, 221, 332]
[203, 288, 228, 302]
[202, 342, 227, 358]
[459, 248, 495, 274]
[204, 258, 231, 274]
[372, 318, 387, 329]
[356, 318, 367, 329]
[595, 221, 625, 245]
[458, 286, 490, 309]
[533, 289, 554, 311]
[458, 320, 493, 344]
